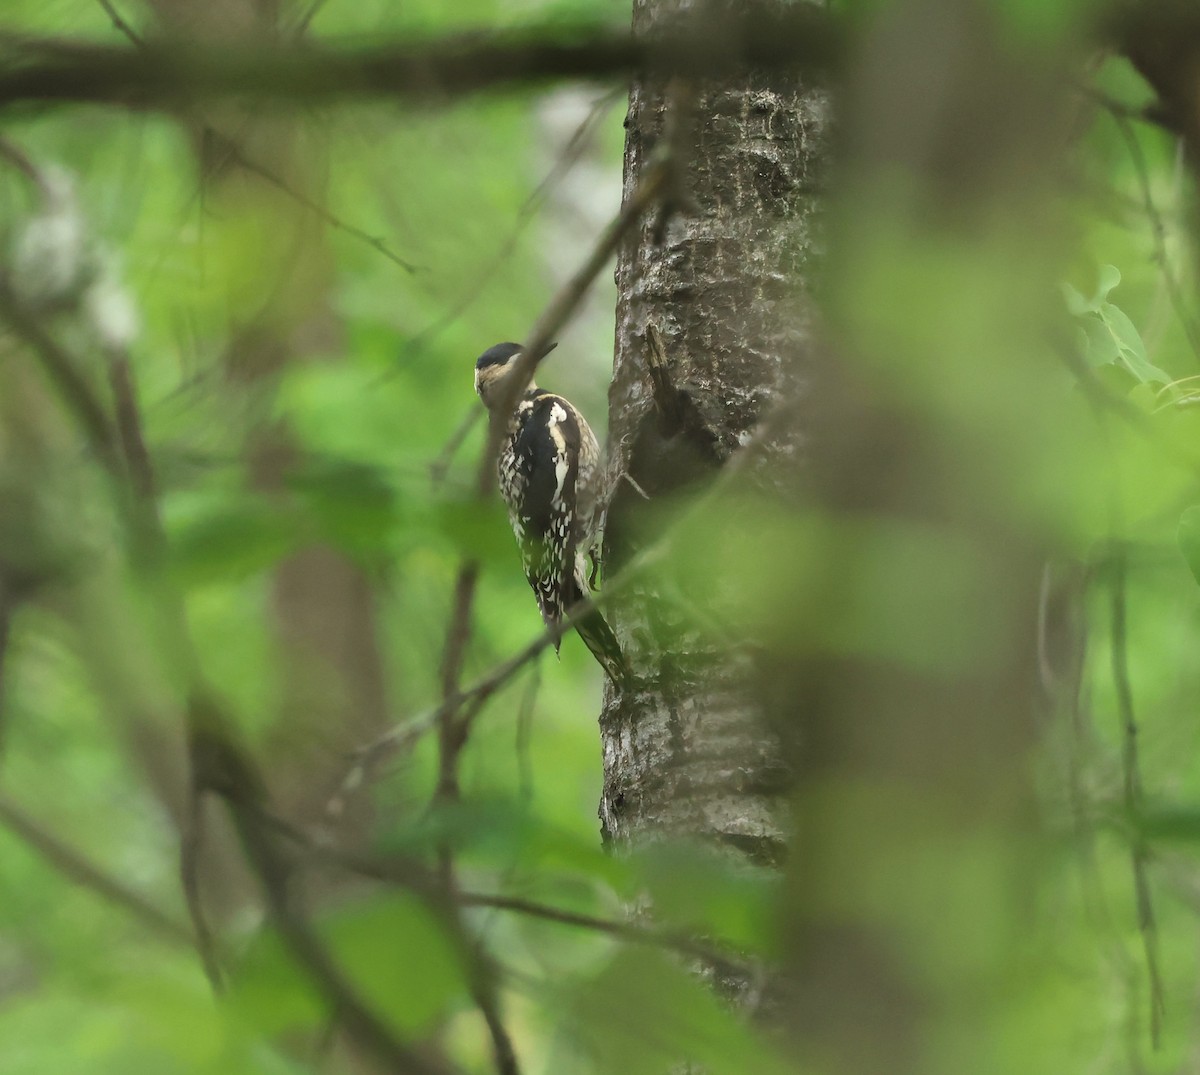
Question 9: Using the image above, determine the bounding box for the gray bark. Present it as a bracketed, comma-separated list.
[600, 0, 829, 855]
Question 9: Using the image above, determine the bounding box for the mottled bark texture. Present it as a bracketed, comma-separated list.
[600, 0, 829, 853]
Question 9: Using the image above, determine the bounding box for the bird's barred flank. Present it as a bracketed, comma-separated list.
[473, 341, 630, 684]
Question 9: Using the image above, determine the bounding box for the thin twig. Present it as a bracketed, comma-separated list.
[0, 280, 123, 477]
[93, 0, 143, 47]
[379, 88, 622, 387]
[1102, 101, 1200, 366]
[180, 786, 225, 990]
[434, 562, 518, 1073]
[515, 662, 540, 802]
[456, 892, 744, 970]
[231, 789, 462, 1075]
[89, 20, 419, 276]
[293, 0, 329, 39]
[0, 791, 194, 946]
[429, 407, 483, 486]
[0, 136, 53, 196]
[263, 810, 750, 972]
[477, 160, 670, 499]
[339, 568, 647, 796]
[229, 146, 419, 274]
[1, 250, 452, 1069]
[1110, 544, 1165, 1048]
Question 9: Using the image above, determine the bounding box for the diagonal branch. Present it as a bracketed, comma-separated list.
[94, 0, 143, 47]
[0, 263, 461, 1074]
[0, 791, 193, 946]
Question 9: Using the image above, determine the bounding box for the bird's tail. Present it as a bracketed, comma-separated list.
[574, 603, 631, 686]
[565, 561, 630, 686]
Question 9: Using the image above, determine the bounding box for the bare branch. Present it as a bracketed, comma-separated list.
[1110, 545, 1165, 1047]
[218, 143, 419, 274]
[0, 280, 124, 477]
[0, 136, 54, 196]
[476, 159, 670, 499]
[180, 788, 225, 990]
[293, 0, 330, 40]
[0, 12, 841, 112]
[0, 791, 193, 947]
[93, 0, 143, 47]
[1100, 101, 1200, 365]
[390, 89, 623, 386]
[265, 810, 752, 973]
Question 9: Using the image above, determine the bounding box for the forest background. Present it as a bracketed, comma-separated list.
[1, 1, 1199, 1074]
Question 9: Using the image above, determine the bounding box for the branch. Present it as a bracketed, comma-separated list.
[197, 133, 419, 274]
[90, 15, 420, 276]
[230, 789, 463, 1075]
[384, 87, 622, 390]
[93, 0, 143, 47]
[1110, 546, 1165, 1048]
[336, 572, 640, 804]
[0, 218, 458, 1073]
[1099, 99, 1200, 365]
[264, 811, 752, 973]
[0, 11, 841, 112]
[0, 280, 124, 478]
[477, 159, 670, 498]
[0, 791, 193, 946]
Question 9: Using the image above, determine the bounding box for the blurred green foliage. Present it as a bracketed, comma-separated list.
[2, 0, 1200, 1073]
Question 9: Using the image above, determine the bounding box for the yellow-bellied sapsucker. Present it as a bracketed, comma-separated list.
[474, 342, 629, 685]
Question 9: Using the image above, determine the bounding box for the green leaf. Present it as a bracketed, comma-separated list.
[1077, 318, 1120, 370]
[233, 893, 465, 1040]
[1097, 301, 1170, 384]
[1134, 805, 1200, 843]
[631, 843, 778, 952]
[1064, 266, 1170, 384]
[1092, 263, 1121, 306]
[324, 894, 464, 1035]
[1061, 282, 1091, 317]
[1178, 506, 1200, 586]
[1062, 265, 1120, 316]
[288, 458, 398, 560]
[558, 949, 794, 1075]
[165, 494, 306, 588]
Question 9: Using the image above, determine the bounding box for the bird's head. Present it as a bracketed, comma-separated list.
[473, 340, 556, 409]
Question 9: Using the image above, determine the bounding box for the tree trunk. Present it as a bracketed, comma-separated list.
[603, 2, 1072, 1069]
[601, 0, 829, 858]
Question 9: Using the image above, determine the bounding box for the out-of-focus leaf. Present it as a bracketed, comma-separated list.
[1178, 506, 1200, 587]
[164, 494, 305, 587]
[1094, 263, 1122, 305]
[288, 457, 398, 560]
[1066, 267, 1170, 384]
[376, 798, 627, 887]
[557, 948, 793, 1075]
[323, 893, 465, 1035]
[1097, 301, 1170, 384]
[231, 932, 323, 1039]
[429, 494, 518, 568]
[1062, 283, 1090, 317]
[235, 892, 464, 1039]
[631, 842, 778, 952]
[1134, 805, 1200, 843]
[1077, 318, 1120, 369]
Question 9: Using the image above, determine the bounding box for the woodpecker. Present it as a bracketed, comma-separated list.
[474, 342, 629, 685]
